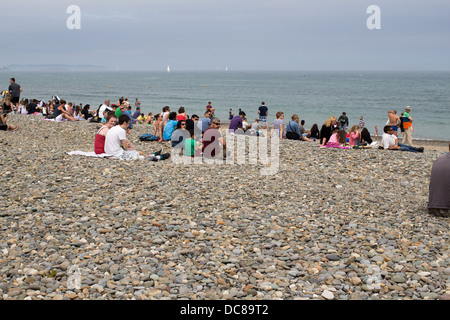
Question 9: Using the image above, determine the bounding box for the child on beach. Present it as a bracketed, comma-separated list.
[348, 125, 362, 146]
[146, 113, 154, 124]
[185, 129, 203, 157]
[324, 129, 347, 148]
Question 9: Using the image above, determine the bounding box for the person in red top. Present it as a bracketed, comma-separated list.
[177, 106, 187, 121]
[94, 113, 117, 154]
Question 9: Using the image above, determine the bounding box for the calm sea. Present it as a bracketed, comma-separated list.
[1, 70, 449, 141]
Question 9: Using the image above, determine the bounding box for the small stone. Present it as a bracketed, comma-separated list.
[322, 290, 334, 300]
[391, 275, 407, 283]
[326, 254, 340, 261]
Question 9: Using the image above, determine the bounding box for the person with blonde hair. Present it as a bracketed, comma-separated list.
[348, 125, 362, 146]
[319, 116, 337, 145]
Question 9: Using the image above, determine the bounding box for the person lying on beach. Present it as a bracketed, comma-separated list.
[95, 113, 117, 154]
[380, 125, 423, 152]
[427, 143, 450, 217]
[105, 115, 170, 161]
[0, 106, 19, 131]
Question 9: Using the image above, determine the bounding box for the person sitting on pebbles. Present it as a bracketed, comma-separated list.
[0, 106, 19, 131]
[94, 113, 117, 154]
[427, 143, 450, 217]
[105, 114, 170, 161]
[380, 125, 424, 153]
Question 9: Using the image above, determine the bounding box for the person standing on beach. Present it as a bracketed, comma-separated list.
[387, 110, 400, 136]
[229, 108, 234, 121]
[401, 106, 414, 146]
[8, 78, 22, 111]
[338, 112, 349, 131]
[135, 98, 141, 109]
[428, 143, 450, 217]
[359, 116, 365, 130]
[258, 102, 269, 130]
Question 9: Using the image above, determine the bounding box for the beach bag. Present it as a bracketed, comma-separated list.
[286, 121, 300, 140]
[139, 133, 159, 141]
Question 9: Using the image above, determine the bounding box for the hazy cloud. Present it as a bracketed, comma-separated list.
[1, 0, 449, 70]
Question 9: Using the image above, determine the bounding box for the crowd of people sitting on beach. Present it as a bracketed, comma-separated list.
[1, 90, 423, 154]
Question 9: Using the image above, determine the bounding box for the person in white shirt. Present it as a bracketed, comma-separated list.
[98, 99, 112, 120]
[381, 125, 423, 153]
[105, 115, 171, 161]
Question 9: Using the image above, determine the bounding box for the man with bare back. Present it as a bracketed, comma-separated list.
[387, 110, 400, 136]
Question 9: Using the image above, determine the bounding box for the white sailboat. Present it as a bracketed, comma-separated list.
[167, 65, 170, 73]
[225, 66, 228, 72]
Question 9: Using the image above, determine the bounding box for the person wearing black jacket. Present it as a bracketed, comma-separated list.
[319, 116, 338, 145]
[81, 104, 93, 120]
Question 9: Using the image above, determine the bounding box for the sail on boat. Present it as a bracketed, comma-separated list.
[225, 66, 228, 72]
[167, 65, 170, 73]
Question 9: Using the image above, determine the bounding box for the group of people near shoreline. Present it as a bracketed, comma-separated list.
[0, 87, 427, 154]
[1, 79, 449, 216]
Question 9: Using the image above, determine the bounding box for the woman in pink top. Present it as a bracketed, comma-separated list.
[348, 125, 362, 146]
[177, 106, 187, 121]
[94, 113, 117, 154]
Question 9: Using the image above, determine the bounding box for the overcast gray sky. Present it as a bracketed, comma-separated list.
[1, 0, 449, 71]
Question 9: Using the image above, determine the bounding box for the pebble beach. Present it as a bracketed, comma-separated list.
[0, 114, 449, 300]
